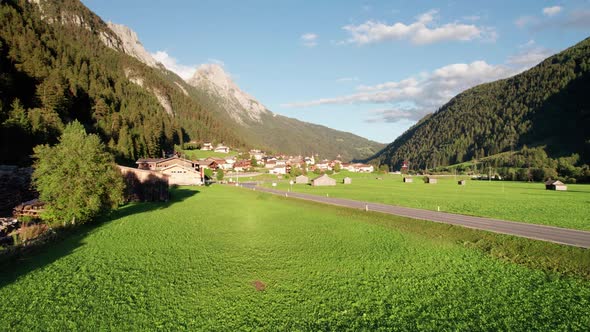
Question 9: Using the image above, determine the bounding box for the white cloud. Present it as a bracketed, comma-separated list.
[283, 44, 560, 124]
[151, 51, 199, 80]
[283, 60, 517, 122]
[543, 6, 562, 16]
[342, 10, 494, 45]
[301, 33, 319, 47]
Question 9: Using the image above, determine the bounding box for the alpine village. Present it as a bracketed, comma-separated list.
[0, 0, 589, 330]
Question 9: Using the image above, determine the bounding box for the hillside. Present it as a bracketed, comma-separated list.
[187, 64, 384, 160]
[0, 0, 250, 165]
[368, 37, 590, 170]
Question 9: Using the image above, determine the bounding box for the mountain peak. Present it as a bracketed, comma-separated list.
[106, 22, 161, 69]
[187, 63, 269, 124]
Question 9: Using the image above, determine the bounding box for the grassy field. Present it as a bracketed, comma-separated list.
[1, 186, 589, 330]
[180, 149, 237, 160]
[263, 172, 590, 230]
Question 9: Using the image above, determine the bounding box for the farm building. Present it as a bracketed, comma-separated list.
[343, 177, 352, 184]
[545, 180, 567, 191]
[424, 176, 437, 184]
[311, 174, 336, 187]
[160, 164, 202, 186]
[118, 165, 170, 202]
[295, 175, 309, 184]
[458, 180, 466, 185]
[403, 177, 413, 183]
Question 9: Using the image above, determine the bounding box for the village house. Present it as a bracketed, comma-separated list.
[545, 180, 567, 191]
[233, 160, 251, 172]
[343, 177, 352, 184]
[136, 156, 196, 171]
[249, 149, 265, 161]
[136, 158, 161, 170]
[214, 144, 230, 153]
[264, 160, 277, 169]
[196, 159, 218, 171]
[311, 174, 337, 186]
[356, 164, 374, 173]
[160, 164, 202, 186]
[269, 166, 287, 175]
[201, 142, 213, 151]
[315, 160, 332, 171]
[295, 175, 309, 184]
[156, 157, 196, 170]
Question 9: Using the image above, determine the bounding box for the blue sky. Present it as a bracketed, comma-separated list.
[82, 0, 590, 143]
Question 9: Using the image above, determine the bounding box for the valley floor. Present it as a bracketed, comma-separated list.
[0, 186, 589, 330]
[261, 172, 590, 231]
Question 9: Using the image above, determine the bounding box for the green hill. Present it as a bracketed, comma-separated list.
[368, 37, 590, 173]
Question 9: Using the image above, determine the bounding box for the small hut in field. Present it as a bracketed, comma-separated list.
[311, 174, 336, 187]
[458, 180, 466, 185]
[545, 180, 567, 191]
[403, 177, 413, 183]
[424, 176, 437, 184]
[343, 177, 352, 184]
[295, 175, 309, 184]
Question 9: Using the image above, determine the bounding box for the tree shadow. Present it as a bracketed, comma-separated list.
[0, 187, 199, 289]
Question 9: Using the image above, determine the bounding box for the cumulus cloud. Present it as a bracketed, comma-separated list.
[343, 10, 494, 45]
[283, 60, 519, 122]
[152, 51, 199, 80]
[301, 33, 319, 47]
[543, 6, 562, 16]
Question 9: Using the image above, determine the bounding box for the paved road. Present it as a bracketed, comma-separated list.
[240, 183, 590, 248]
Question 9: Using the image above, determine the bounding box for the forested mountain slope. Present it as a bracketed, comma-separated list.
[369, 37, 590, 170]
[0, 0, 383, 164]
[0, 0, 246, 165]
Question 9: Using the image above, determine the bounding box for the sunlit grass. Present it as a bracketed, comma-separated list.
[0, 186, 588, 330]
[264, 171, 590, 230]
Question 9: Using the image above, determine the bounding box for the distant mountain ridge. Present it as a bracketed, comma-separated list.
[368, 37, 590, 170]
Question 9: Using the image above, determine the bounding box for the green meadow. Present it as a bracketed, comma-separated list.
[179, 149, 237, 160]
[1, 186, 589, 330]
[264, 172, 590, 230]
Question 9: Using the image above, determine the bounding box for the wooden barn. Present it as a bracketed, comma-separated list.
[160, 164, 202, 186]
[118, 165, 170, 202]
[424, 176, 437, 184]
[545, 180, 567, 191]
[311, 174, 336, 187]
[343, 177, 352, 184]
[458, 180, 466, 185]
[295, 175, 309, 184]
[403, 177, 413, 183]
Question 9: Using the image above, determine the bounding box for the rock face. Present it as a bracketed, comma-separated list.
[106, 22, 161, 68]
[187, 64, 268, 124]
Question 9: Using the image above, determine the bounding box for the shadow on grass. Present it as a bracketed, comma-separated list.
[0, 187, 199, 289]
